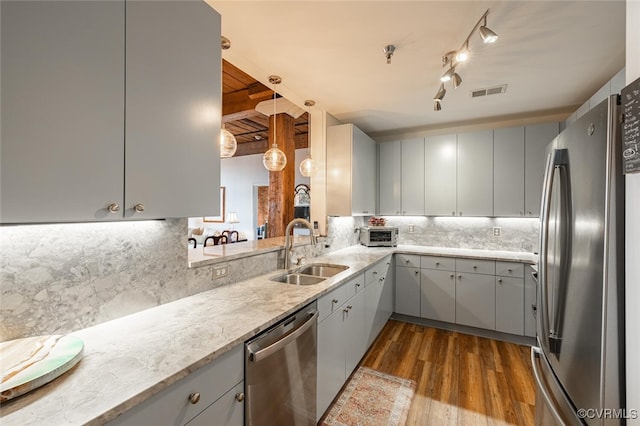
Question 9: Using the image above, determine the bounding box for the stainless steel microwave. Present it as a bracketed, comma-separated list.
[359, 226, 398, 247]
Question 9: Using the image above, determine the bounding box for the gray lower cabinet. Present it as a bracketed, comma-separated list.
[1, 0, 222, 223]
[420, 268, 456, 323]
[317, 274, 367, 421]
[495, 277, 525, 335]
[364, 257, 393, 347]
[395, 265, 421, 317]
[455, 272, 496, 330]
[107, 345, 243, 426]
[524, 265, 538, 338]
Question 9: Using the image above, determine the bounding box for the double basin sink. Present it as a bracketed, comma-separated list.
[271, 263, 349, 285]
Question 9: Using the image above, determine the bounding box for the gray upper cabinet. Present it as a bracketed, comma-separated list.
[0, 1, 221, 223]
[401, 138, 425, 215]
[524, 123, 559, 217]
[457, 130, 493, 216]
[327, 124, 376, 216]
[425, 134, 457, 216]
[1, 1, 125, 223]
[124, 1, 221, 220]
[378, 141, 401, 215]
[493, 127, 525, 216]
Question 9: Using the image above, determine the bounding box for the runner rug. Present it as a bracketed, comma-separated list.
[321, 367, 416, 426]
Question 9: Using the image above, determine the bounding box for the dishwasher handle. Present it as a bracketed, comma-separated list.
[249, 311, 318, 363]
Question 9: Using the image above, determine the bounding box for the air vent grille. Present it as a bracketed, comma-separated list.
[471, 84, 508, 98]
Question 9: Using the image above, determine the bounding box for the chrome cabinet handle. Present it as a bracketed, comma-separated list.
[235, 392, 245, 402]
[189, 392, 201, 404]
[133, 203, 145, 213]
[373, 271, 378, 275]
[414, 270, 419, 275]
[332, 299, 338, 304]
[405, 260, 410, 264]
[379, 277, 384, 282]
[107, 203, 120, 213]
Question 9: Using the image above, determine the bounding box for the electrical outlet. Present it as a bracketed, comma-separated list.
[408, 224, 415, 233]
[493, 227, 501, 237]
[213, 264, 229, 279]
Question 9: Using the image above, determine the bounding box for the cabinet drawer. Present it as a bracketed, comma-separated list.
[365, 261, 388, 286]
[396, 254, 420, 268]
[455, 258, 495, 275]
[107, 345, 243, 426]
[495, 261, 524, 278]
[318, 284, 347, 322]
[420, 256, 455, 271]
[344, 273, 365, 299]
[186, 381, 244, 426]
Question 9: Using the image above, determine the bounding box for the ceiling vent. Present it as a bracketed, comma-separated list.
[471, 84, 508, 98]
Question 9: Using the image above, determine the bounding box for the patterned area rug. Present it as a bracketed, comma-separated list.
[322, 367, 416, 426]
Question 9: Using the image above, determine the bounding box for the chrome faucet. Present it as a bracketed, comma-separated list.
[284, 218, 317, 270]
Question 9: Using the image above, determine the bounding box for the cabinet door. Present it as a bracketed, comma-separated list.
[379, 141, 402, 215]
[1, 1, 125, 223]
[524, 122, 559, 216]
[125, 1, 221, 219]
[524, 265, 537, 338]
[344, 290, 366, 376]
[493, 127, 525, 216]
[186, 381, 244, 426]
[420, 269, 456, 323]
[401, 138, 425, 215]
[317, 310, 345, 421]
[496, 277, 524, 335]
[378, 259, 394, 335]
[395, 267, 421, 317]
[365, 274, 383, 347]
[425, 134, 457, 216]
[351, 126, 376, 215]
[457, 130, 493, 216]
[456, 272, 495, 329]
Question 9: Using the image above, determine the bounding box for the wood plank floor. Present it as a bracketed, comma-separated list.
[360, 320, 536, 425]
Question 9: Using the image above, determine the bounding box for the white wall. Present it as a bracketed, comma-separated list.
[626, 0, 640, 422]
[189, 149, 310, 239]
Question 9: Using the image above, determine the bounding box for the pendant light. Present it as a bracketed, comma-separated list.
[299, 100, 317, 177]
[220, 124, 237, 158]
[262, 75, 287, 171]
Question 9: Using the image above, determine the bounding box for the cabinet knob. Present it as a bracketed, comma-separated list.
[450, 274, 455, 278]
[356, 283, 361, 287]
[415, 270, 419, 275]
[133, 203, 145, 213]
[379, 277, 384, 282]
[107, 203, 120, 213]
[363, 211, 369, 214]
[403, 211, 406, 215]
[508, 268, 513, 272]
[528, 211, 533, 215]
[435, 262, 440, 266]
[347, 305, 352, 310]
[498, 279, 503, 283]
[235, 392, 245, 402]
[520, 211, 523, 216]
[396, 211, 400, 214]
[473, 265, 477, 269]
[405, 260, 410, 264]
[188, 392, 201, 404]
[373, 271, 378, 275]
[332, 299, 338, 304]
[458, 275, 462, 279]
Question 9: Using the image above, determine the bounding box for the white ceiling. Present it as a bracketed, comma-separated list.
[207, 1, 626, 137]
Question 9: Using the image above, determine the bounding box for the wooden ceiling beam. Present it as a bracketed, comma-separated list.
[248, 82, 272, 100]
[232, 133, 309, 157]
[222, 88, 273, 121]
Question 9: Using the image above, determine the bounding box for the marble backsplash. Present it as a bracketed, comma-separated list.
[0, 214, 536, 341]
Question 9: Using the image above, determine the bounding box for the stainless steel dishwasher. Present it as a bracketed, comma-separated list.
[245, 302, 318, 426]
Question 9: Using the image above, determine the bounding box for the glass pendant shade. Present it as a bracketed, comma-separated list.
[220, 127, 237, 158]
[299, 157, 317, 177]
[263, 145, 287, 171]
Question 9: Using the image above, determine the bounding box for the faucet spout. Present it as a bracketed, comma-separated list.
[284, 218, 317, 270]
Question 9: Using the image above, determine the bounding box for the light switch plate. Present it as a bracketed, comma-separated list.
[408, 224, 415, 233]
[493, 227, 501, 237]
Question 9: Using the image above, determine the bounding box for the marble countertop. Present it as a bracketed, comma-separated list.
[1, 245, 535, 425]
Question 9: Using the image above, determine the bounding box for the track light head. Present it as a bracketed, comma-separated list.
[434, 100, 442, 111]
[480, 17, 498, 43]
[452, 72, 462, 89]
[440, 67, 456, 83]
[434, 83, 446, 101]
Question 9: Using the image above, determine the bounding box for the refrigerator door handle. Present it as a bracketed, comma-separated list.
[539, 148, 570, 355]
[531, 346, 566, 425]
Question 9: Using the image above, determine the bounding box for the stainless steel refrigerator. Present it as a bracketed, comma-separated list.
[532, 95, 625, 425]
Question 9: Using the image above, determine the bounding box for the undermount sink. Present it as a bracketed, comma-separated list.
[294, 263, 349, 278]
[271, 273, 326, 286]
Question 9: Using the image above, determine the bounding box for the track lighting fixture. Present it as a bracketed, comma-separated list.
[434, 83, 446, 101]
[433, 9, 498, 111]
[383, 45, 396, 64]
